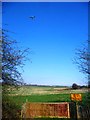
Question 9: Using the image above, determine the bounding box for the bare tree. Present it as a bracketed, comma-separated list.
[0, 29, 30, 86]
[74, 40, 90, 87]
[1, 29, 31, 118]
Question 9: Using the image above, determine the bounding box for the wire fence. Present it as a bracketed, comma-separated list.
[79, 105, 90, 120]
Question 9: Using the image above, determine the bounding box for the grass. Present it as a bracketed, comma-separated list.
[8, 93, 87, 109]
[7, 85, 88, 95]
[8, 94, 70, 109]
[3, 85, 89, 119]
[8, 85, 69, 95]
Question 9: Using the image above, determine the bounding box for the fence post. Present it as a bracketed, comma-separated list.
[76, 102, 81, 119]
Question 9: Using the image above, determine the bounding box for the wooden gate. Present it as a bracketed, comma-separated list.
[21, 102, 71, 118]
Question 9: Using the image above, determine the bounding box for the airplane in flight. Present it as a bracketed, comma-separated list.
[29, 16, 35, 20]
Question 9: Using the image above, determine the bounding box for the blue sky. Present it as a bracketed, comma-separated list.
[3, 2, 88, 86]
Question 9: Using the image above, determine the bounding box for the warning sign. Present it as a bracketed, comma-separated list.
[70, 94, 82, 101]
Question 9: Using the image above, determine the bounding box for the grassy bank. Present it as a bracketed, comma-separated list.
[2, 85, 89, 119]
[8, 93, 87, 109]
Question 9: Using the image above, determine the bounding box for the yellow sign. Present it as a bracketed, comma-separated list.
[70, 94, 82, 101]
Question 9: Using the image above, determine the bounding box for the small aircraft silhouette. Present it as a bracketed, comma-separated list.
[29, 16, 35, 20]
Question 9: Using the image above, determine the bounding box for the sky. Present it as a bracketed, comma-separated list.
[2, 2, 88, 86]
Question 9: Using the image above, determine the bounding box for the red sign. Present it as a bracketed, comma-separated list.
[21, 102, 70, 118]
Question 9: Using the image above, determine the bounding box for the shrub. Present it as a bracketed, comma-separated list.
[72, 83, 79, 89]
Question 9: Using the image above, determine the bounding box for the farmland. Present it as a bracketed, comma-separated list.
[8, 85, 88, 96]
[3, 85, 89, 119]
[6, 85, 88, 108]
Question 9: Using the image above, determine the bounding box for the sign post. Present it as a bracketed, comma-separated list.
[70, 94, 82, 119]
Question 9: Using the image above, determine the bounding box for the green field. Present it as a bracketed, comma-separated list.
[9, 93, 87, 108]
[6, 85, 88, 108]
[8, 85, 88, 95]
[3, 85, 89, 119]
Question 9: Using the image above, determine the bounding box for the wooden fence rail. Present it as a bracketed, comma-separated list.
[21, 102, 90, 119]
[21, 102, 70, 118]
